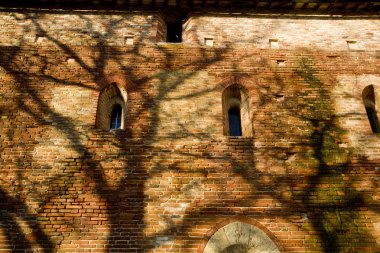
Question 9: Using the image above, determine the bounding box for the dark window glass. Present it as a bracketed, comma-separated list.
[110, 104, 122, 130]
[228, 107, 242, 136]
[167, 21, 182, 43]
[363, 85, 380, 133]
[365, 106, 380, 133]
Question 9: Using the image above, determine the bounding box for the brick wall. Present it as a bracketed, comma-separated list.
[183, 13, 380, 50]
[0, 10, 379, 253]
[0, 11, 165, 46]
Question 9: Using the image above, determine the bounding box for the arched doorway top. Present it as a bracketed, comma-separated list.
[199, 220, 283, 253]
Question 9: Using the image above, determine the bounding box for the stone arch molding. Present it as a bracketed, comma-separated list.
[203, 221, 280, 253]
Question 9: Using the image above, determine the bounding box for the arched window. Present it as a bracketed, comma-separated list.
[222, 84, 252, 137]
[110, 104, 122, 130]
[96, 83, 127, 131]
[362, 85, 380, 133]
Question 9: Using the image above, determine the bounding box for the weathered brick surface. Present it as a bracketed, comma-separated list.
[184, 13, 380, 50]
[0, 11, 165, 46]
[0, 10, 379, 253]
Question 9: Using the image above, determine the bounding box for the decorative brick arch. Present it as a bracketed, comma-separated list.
[218, 76, 252, 89]
[352, 75, 380, 98]
[350, 75, 380, 133]
[95, 73, 133, 130]
[98, 73, 135, 91]
[198, 217, 284, 253]
[217, 75, 262, 106]
[218, 75, 262, 137]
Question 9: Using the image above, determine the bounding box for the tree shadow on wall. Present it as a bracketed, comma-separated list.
[149, 56, 378, 252]
[0, 187, 53, 253]
[287, 57, 378, 252]
[0, 11, 379, 253]
[0, 10, 231, 252]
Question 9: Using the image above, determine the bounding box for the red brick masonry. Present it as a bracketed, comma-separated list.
[0, 10, 379, 253]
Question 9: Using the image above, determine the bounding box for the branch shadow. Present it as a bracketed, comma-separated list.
[0, 11, 378, 253]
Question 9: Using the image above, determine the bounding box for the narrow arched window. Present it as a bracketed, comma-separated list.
[222, 84, 252, 137]
[110, 104, 122, 130]
[363, 85, 380, 133]
[96, 83, 127, 131]
[228, 107, 242, 136]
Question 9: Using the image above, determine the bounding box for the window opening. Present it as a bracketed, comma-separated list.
[167, 21, 182, 43]
[222, 84, 252, 137]
[204, 37, 214, 46]
[228, 107, 242, 136]
[96, 83, 127, 131]
[366, 107, 379, 133]
[362, 85, 380, 133]
[110, 104, 122, 130]
[347, 40, 359, 50]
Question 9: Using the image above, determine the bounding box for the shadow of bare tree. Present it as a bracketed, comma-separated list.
[0, 9, 379, 253]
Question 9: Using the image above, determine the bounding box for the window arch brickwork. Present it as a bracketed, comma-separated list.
[96, 82, 128, 131]
[222, 84, 251, 137]
[332, 74, 380, 159]
[350, 76, 380, 135]
[219, 75, 262, 137]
